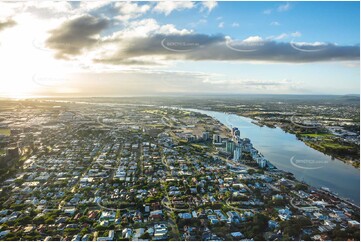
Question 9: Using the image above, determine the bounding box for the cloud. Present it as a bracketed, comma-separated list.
[263, 9, 272, 14]
[218, 22, 224, 28]
[267, 31, 301, 40]
[46, 15, 109, 59]
[79, 1, 111, 12]
[277, 2, 291, 12]
[95, 33, 224, 65]
[109, 18, 192, 39]
[273, 33, 288, 40]
[243, 36, 263, 42]
[232, 22, 240, 27]
[291, 31, 302, 37]
[189, 19, 207, 28]
[270, 21, 280, 26]
[201, 1, 218, 13]
[153, 1, 194, 16]
[114, 1, 151, 21]
[93, 33, 360, 65]
[264, 2, 291, 15]
[0, 18, 16, 32]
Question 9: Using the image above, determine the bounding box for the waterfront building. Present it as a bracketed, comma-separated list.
[226, 140, 235, 154]
[213, 134, 221, 144]
[233, 145, 242, 162]
[202, 132, 209, 141]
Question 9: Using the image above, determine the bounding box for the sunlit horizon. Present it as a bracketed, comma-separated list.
[0, 1, 359, 98]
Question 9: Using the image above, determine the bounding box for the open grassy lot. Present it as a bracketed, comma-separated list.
[0, 128, 10, 136]
[299, 133, 333, 138]
[321, 142, 353, 150]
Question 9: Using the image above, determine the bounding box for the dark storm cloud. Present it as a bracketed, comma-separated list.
[0, 19, 16, 31]
[46, 15, 109, 59]
[96, 33, 360, 64]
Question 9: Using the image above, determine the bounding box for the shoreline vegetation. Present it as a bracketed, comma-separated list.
[236, 114, 360, 169]
[301, 140, 358, 168]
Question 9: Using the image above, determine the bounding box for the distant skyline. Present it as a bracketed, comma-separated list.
[0, 1, 359, 98]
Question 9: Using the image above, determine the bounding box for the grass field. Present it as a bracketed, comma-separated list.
[300, 133, 333, 138]
[0, 128, 10, 136]
[321, 142, 353, 150]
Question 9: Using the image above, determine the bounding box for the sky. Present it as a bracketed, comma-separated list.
[0, 0, 359, 98]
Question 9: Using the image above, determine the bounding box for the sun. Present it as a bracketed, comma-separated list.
[0, 13, 72, 99]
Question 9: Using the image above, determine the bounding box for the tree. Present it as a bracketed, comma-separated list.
[248, 169, 256, 175]
[33, 216, 45, 225]
[14, 215, 32, 226]
[295, 183, 308, 191]
[252, 213, 269, 231]
[280, 217, 311, 238]
[140, 232, 151, 240]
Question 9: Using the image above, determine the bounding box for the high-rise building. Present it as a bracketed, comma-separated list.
[213, 134, 221, 144]
[257, 157, 267, 168]
[226, 140, 235, 154]
[202, 132, 209, 141]
[233, 145, 242, 162]
[232, 127, 238, 136]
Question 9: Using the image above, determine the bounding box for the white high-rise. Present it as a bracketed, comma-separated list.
[233, 145, 242, 162]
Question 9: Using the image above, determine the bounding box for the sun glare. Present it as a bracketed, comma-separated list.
[0, 13, 73, 98]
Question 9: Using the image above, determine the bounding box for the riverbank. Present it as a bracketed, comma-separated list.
[236, 113, 360, 169]
[183, 108, 360, 205]
[302, 140, 359, 168]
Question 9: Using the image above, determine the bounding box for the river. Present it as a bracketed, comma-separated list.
[187, 109, 360, 205]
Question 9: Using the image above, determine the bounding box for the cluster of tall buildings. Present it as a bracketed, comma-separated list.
[228, 127, 243, 162]
[212, 126, 268, 168]
[227, 127, 268, 168]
